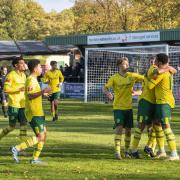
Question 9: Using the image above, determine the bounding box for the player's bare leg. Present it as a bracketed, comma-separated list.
[51, 101, 55, 121]
[54, 99, 59, 121]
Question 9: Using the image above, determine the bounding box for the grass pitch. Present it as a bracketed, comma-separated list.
[0, 99, 180, 180]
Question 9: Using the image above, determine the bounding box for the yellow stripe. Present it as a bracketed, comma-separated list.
[139, 116, 143, 123]
[165, 117, 169, 124]
[35, 127, 39, 134]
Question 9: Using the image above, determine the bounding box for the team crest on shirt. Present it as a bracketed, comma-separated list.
[27, 86, 33, 92]
[5, 79, 10, 83]
[128, 77, 133, 82]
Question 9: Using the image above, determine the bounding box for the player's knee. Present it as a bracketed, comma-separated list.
[20, 122, 27, 126]
[54, 100, 58, 106]
[44, 131, 47, 140]
[163, 123, 170, 129]
[115, 126, 123, 134]
[125, 128, 131, 136]
[20, 124, 27, 128]
[37, 133, 46, 142]
[9, 125, 15, 131]
[153, 119, 161, 126]
[138, 123, 145, 131]
[153, 121, 161, 126]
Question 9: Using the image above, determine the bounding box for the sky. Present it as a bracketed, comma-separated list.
[35, 0, 75, 12]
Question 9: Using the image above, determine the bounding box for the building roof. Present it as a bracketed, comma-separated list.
[16, 41, 52, 55]
[0, 41, 77, 60]
[0, 41, 19, 54]
[45, 29, 180, 46]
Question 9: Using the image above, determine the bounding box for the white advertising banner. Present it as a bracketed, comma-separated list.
[87, 31, 160, 45]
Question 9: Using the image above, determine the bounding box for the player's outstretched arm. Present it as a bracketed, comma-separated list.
[132, 73, 144, 82]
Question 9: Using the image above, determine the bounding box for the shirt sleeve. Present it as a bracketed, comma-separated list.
[26, 78, 38, 95]
[148, 66, 158, 79]
[148, 74, 164, 90]
[131, 73, 144, 82]
[105, 76, 114, 89]
[3, 73, 19, 93]
[4, 73, 12, 86]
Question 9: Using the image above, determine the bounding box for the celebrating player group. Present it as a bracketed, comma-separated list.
[104, 53, 179, 161]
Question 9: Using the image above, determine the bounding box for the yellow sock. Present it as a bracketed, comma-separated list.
[147, 127, 156, 150]
[151, 128, 157, 152]
[124, 134, 131, 152]
[132, 128, 142, 151]
[33, 141, 44, 160]
[16, 136, 38, 151]
[0, 127, 13, 140]
[114, 134, 121, 154]
[164, 128, 177, 152]
[52, 111, 55, 117]
[19, 126, 27, 141]
[154, 125, 165, 152]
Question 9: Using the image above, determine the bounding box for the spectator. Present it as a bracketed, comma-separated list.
[59, 65, 64, 75]
[0, 66, 8, 117]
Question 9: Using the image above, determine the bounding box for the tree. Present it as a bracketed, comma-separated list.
[23, 0, 48, 40]
[134, 0, 180, 29]
[46, 9, 75, 36]
[0, 0, 179, 40]
[0, 0, 26, 40]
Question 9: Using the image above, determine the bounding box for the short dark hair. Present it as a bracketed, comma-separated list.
[156, 53, 169, 65]
[149, 56, 155, 61]
[28, 59, 40, 73]
[12, 56, 23, 67]
[1, 66, 7, 71]
[117, 57, 128, 66]
[50, 61, 57, 66]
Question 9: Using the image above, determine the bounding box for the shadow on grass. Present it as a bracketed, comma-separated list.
[46, 120, 113, 135]
[0, 141, 114, 160]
